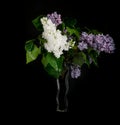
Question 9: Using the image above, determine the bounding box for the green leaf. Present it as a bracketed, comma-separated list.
[41, 53, 58, 70]
[62, 22, 65, 31]
[64, 17, 77, 27]
[84, 27, 102, 34]
[73, 52, 87, 67]
[85, 56, 91, 67]
[57, 22, 65, 31]
[37, 35, 47, 44]
[41, 54, 48, 67]
[25, 39, 35, 51]
[89, 50, 99, 66]
[42, 53, 64, 71]
[45, 64, 61, 78]
[46, 53, 58, 71]
[66, 27, 80, 39]
[32, 15, 43, 32]
[26, 44, 41, 64]
[41, 53, 64, 78]
[90, 29, 102, 34]
[56, 56, 64, 73]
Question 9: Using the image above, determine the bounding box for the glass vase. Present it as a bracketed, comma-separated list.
[56, 69, 69, 112]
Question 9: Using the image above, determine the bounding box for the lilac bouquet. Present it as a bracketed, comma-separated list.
[25, 11, 115, 79]
[25, 11, 115, 112]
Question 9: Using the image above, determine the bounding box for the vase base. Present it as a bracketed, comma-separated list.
[56, 108, 67, 112]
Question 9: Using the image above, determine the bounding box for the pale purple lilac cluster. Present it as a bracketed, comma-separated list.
[78, 41, 88, 51]
[78, 32, 115, 53]
[47, 12, 62, 26]
[70, 65, 81, 78]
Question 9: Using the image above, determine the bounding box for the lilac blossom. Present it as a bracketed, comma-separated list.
[70, 65, 81, 78]
[86, 34, 95, 46]
[78, 41, 88, 50]
[47, 12, 62, 26]
[79, 32, 115, 53]
[80, 32, 88, 41]
[95, 34, 115, 53]
[79, 32, 95, 50]
[80, 32, 94, 46]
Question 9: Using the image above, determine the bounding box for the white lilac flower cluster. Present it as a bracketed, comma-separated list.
[41, 17, 71, 58]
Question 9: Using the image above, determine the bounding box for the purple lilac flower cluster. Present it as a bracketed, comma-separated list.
[70, 65, 81, 78]
[72, 32, 115, 78]
[78, 32, 115, 53]
[47, 11, 62, 26]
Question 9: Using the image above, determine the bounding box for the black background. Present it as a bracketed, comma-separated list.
[8, 0, 120, 115]
[112, 120, 120, 125]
